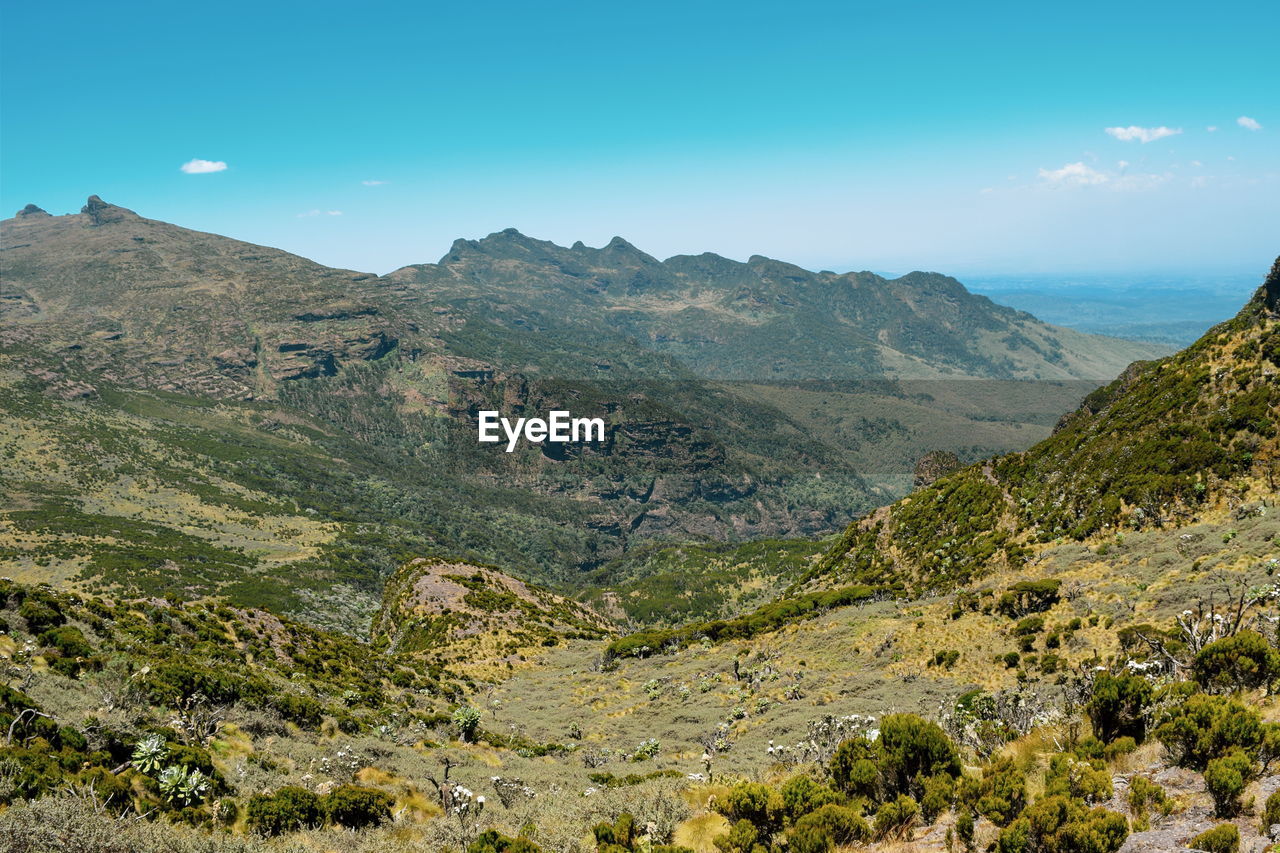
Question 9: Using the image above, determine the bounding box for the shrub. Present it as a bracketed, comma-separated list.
[719, 782, 782, 831]
[971, 754, 1027, 827]
[246, 786, 321, 835]
[1044, 754, 1112, 804]
[1126, 776, 1169, 824]
[1188, 824, 1240, 853]
[320, 784, 393, 829]
[789, 804, 867, 853]
[778, 775, 839, 822]
[873, 794, 919, 840]
[1205, 748, 1253, 818]
[1154, 693, 1261, 770]
[18, 599, 63, 634]
[1086, 673, 1152, 743]
[1263, 788, 1280, 836]
[714, 819, 760, 853]
[920, 773, 955, 822]
[995, 795, 1127, 853]
[1193, 630, 1280, 694]
[829, 736, 881, 799]
[878, 714, 961, 799]
[452, 705, 482, 742]
[1013, 616, 1045, 636]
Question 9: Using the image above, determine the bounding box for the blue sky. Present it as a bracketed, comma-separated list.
[2, 0, 1276, 276]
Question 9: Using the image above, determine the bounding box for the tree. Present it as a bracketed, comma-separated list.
[1085, 673, 1152, 743]
[878, 714, 961, 799]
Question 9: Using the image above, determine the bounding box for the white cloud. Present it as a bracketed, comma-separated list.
[298, 209, 343, 218]
[180, 158, 228, 174]
[1104, 125, 1182, 143]
[1038, 161, 1109, 186]
[1238, 115, 1262, 131]
[1118, 160, 1130, 170]
[361, 179, 387, 186]
[1191, 160, 1202, 167]
[1207, 126, 1219, 132]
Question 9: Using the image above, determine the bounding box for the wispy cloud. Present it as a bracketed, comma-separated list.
[361, 179, 387, 186]
[1104, 125, 1182, 143]
[1035, 161, 1172, 191]
[1207, 125, 1219, 132]
[1038, 162, 1109, 186]
[298, 209, 343, 218]
[180, 158, 228, 174]
[1238, 115, 1262, 131]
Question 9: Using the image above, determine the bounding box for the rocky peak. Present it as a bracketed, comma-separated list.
[81, 195, 134, 226]
[1264, 256, 1280, 314]
[16, 203, 50, 218]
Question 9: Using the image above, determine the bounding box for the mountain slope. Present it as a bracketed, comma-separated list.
[809, 257, 1280, 593]
[1, 198, 1164, 626]
[386, 228, 1166, 381]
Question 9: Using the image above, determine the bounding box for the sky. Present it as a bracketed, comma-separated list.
[1, 0, 1277, 277]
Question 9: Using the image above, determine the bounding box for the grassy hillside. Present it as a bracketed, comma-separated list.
[809, 259, 1280, 594]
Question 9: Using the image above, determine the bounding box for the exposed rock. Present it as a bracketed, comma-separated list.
[1265, 256, 1280, 313]
[80, 195, 133, 226]
[16, 204, 49, 217]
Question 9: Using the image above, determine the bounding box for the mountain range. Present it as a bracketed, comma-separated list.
[0, 197, 1166, 623]
[1, 196, 1278, 852]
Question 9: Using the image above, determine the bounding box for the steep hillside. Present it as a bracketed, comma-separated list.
[811, 258, 1280, 593]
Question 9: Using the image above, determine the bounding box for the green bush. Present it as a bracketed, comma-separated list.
[320, 784, 393, 829]
[995, 795, 1127, 853]
[452, 705, 482, 742]
[1125, 776, 1169, 823]
[713, 819, 759, 853]
[829, 737, 881, 800]
[1263, 788, 1280, 835]
[18, 599, 64, 634]
[1086, 673, 1153, 743]
[964, 754, 1027, 827]
[873, 794, 919, 840]
[778, 775, 839, 823]
[246, 786, 321, 835]
[1188, 824, 1240, 853]
[1154, 692, 1261, 770]
[1205, 748, 1253, 817]
[920, 772, 955, 822]
[1193, 630, 1280, 694]
[719, 782, 782, 831]
[879, 714, 961, 799]
[1044, 754, 1112, 804]
[789, 804, 867, 853]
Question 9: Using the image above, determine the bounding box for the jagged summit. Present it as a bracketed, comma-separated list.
[16, 203, 48, 217]
[80, 194, 136, 226]
[1263, 256, 1280, 313]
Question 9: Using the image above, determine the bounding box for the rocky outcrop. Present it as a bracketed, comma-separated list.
[16, 204, 49, 217]
[80, 195, 133, 226]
